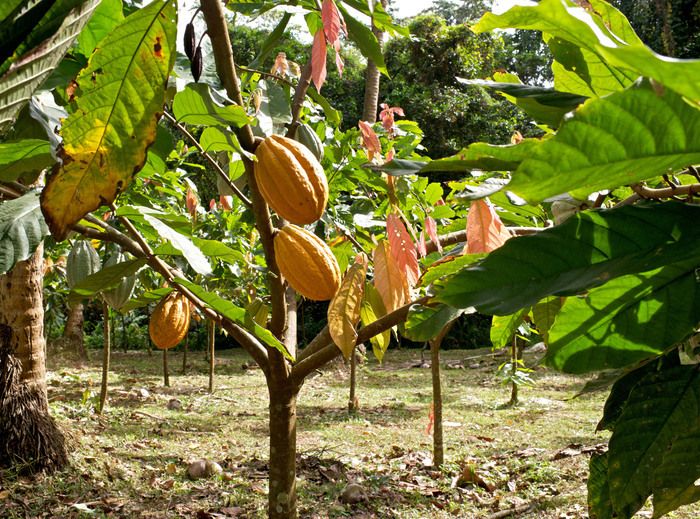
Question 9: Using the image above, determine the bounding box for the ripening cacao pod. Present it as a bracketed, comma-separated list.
[294, 123, 324, 161]
[254, 135, 328, 225]
[274, 224, 340, 300]
[102, 252, 137, 310]
[66, 240, 101, 289]
[149, 292, 190, 350]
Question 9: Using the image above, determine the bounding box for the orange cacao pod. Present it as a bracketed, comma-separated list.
[274, 224, 341, 301]
[254, 135, 328, 225]
[149, 292, 191, 350]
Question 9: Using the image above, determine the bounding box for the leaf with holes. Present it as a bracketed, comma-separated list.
[41, 0, 177, 240]
[386, 214, 419, 287]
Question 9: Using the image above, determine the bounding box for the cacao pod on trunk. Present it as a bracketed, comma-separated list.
[274, 224, 340, 301]
[254, 135, 328, 225]
[294, 123, 324, 161]
[149, 292, 190, 350]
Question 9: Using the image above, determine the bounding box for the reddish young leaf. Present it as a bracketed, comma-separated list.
[270, 51, 289, 76]
[466, 198, 511, 254]
[209, 198, 217, 211]
[321, 0, 346, 78]
[386, 148, 395, 162]
[373, 240, 409, 313]
[311, 29, 327, 91]
[219, 195, 232, 211]
[328, 254, 368, 359]
[386, 214, 420, 287]
[358, 120, 381, 162]
[425, 216, 442, 253]
[186, 188, 198, 219]
[379, 103, 405, 136]
[417, 230, 427, 258]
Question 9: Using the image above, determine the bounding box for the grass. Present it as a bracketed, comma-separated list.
[0, 346, 698, 518]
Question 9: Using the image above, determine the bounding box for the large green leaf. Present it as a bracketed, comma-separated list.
[172, 83, 252, 127]
[337, 3, 387, 76]
[120, 286, 172, 312]
[546, 261, 700, 373]
[473, 0, 700, 102]
[142, 214, 212, 276]
[434, 203, 700, 315]
[69, 257, 146, 299]
[403, 303, 462, 342]
[40, 0, 177, 240]
[420, 140, 539, 174]
[507, 79, 700, 204]
[490, 308, 528, 349]
[588, 453, 613, 519]
[652, 425, 700, 517]
[0, 0, 100, 132]
[0, 139, 53, 181]
[176, 279, 291, 360]
[75, 0, 124, 58]
[0, 191, 49, 275]
[607, 365, 700, 516]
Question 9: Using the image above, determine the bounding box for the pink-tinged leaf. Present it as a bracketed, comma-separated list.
[334, 43, 344, 77]
[328, 255, 368, 359]
[435, 198, 446, 206]
[373, 240, 409, 313]
[358, 120, 381, 161]
[271, 52, 289, 76]
[386, 214, 420, 287]
[322, 0, 346, 45]
[386, 148, 395, 162]
[311, 29, 327, 91]
[466, 199, 511, 254]
[417, 230, 427, 258]
[186, 188, 198, 219]
[425, 216, 441, 253]
[219, 195, 232, 211]
[209, 199, 217, 211]
[379, 103, 405, 136]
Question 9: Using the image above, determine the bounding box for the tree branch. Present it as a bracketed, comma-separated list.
[286, 61, 313, 138]
[291, 295, 432, 384]
[163, 111, 252, 208]
[424, 226, 543, 255]
[631, 182, 700, 200]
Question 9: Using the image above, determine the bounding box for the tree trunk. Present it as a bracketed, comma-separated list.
[361, 0, 388, 122]
[62, 301, 88, 361]
[163, 348, 170, 387]
[268, 378, 299, 519]
[98, 300, 111, 414]
[208, 320, 215, 393]
[430, 322, 453, 468]
[121, 314, 127, 353]
[0, 244, 68, 472]
[182, 331, 189, 375]
[348, 346, 358, 414]
[508, 336, 519, 406]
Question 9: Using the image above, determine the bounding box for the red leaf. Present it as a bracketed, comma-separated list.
[417, 230, 427, 258]
[358, 121, 381, 161]
[425, 216, 441, 253]
[209, 198, 216, 211]
[373, 240, 409, 313]
[386, 148, 395, 162]
[322, 0, 346, 45]
[271, 52, 289, 76]
[466, 199, 511, 254]
[219, 195, 232, 211]
[379, 103, 404, 136]
[311, 29, 327, 91]
[186, 188, 198, 218]
[386, 214, 420, 287]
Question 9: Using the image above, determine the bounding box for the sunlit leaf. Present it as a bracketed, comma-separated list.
[360, 282, 390, 362]
[386, 214, 419, 287]
[403, 303, 462, 342]
[0, 139, 53, 182]
[142, 213, 211, 276]
[328, 254, 368, 358]
[466, 199, 511, 254]
[172, 83, 251, 127]
[490, 308, 528, 349]
[373, 240, 408, 313]
[0, 191, 49, 275]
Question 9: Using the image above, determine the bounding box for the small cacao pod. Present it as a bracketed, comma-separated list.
[274, 224, 340, 301]
[294, 123, 324, 161]
[254, 135, 328, 225]
[149, 292, 191, 350]
[102, 251, 137, 310]
[191, 45, 203, 82]
[184, 23, 196, 60]
[66, 240, 101, 289]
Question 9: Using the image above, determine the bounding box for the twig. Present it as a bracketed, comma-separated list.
[485, 503, 537, 519]
[286, 61, 313, 138]
[236, 64, 296, 88]
[163, 111, 252, 208]
[630, 182, 700, 200]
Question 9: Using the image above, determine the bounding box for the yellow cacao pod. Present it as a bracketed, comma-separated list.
[149, 292, 191, 350]
[254, 135, 328, 225]
[274, 224, 341, 301]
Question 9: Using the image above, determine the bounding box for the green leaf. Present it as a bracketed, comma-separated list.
[403, 304, 462, 342]
[434, 202, 700, 315]
[420, 140, 540, 175]
[652, 425, 700, 517]
[142, 213, 212, 276]
[172, 83, 252, 127]
[507, 79, 700, 204]
[199, 126, 252, 160]
[155, 238, 245, 267]
[459, 77, 586, 128]
[490, 308, 528, 349]
[256, 79, 291, 135]
[420, 253, 485, 287]
[473, 0, 700, 102]
[75, 0, 124, 58]
[0, 0, 100, 132]
[0, 191, 49, 275]
[337, 4, 387, 76]
[176, 278, 291, 360]
[360, 282, 390, 362]
[546, 261, 700, 373]
[307, 88, 341, 127]
[588, 453, 613, 519]
[248, 12, 291, 69]
[120, 286, 172, 312]
[69, 257, 146, 299]
[607, 365, 700, 516]
[0, 139, 53, 181]
[530, 296, 563, 343]
[40, 0, 177, 240]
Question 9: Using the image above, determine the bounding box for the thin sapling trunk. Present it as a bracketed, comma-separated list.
[163, 348, 170, 387]
[208, 320, 215, 393]
[98, 300, 111, 414]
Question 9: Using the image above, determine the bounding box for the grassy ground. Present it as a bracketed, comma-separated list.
[1, 346, 698, 518]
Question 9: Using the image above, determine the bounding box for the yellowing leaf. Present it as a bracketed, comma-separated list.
[373, 240, 408, 313]
[41, 0, 177, 240]
[360, 282, 390, 363]
[465, 198, 511, 254]
[328, 254, 368, 359]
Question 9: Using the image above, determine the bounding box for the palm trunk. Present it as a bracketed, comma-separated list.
[0, 244, 67, 472]
[361, 0, 388, 122]
[268, 374, 299, 519]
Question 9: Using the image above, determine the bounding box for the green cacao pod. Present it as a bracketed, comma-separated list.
[66, 240, 101, 289]
[274, 224, 341, 301]
[254, 135, 328, 225]
[294, 123, 324, 161]
[149, 292, 190, 350]
[102, 252, 137, 310]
